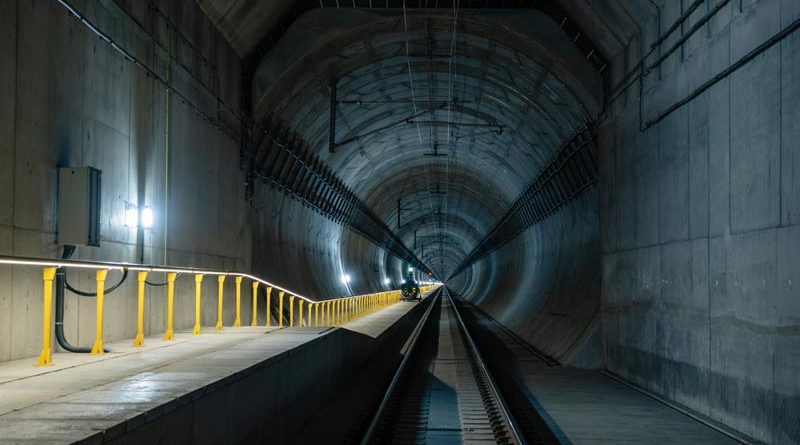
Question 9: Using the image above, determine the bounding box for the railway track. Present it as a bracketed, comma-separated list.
[361, 286, 529, 445]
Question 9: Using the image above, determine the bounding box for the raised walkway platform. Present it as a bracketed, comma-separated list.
[458, 302, 745, 445]
[0, 294, 431, 444]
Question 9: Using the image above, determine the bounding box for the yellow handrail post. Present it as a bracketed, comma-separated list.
[90, 269, 109, 355]
[327, 301, 332, 326]
[289, 295, 295, 327]
[133, 271, 147, 347]
[215, 275, 225, 331]
[308, 302, 313, 326]
[251, 281, 259, 326]
[164, 272, 177, 340]
[278, 291, 285, 327]
[298, 300, 304, 327]
[35, 267, 57, 366]
[314, 303, 319, 327]
[265, 287, 272, 327]
[233, 276, 242, 327]
[192, 273, 203, 335]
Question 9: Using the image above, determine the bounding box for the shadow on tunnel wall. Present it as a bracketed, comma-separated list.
[250, 185, 405, 305]
[448, 190, 601, 367]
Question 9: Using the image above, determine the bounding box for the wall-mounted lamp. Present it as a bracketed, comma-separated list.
[125, 203, 155, 230]
[383, 278, 391, 285]
[341, 274, 351, 284]
[124, 202, 138, 227]
[141, 206, 154, 229]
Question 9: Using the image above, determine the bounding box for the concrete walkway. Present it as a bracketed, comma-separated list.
[0, 301, 422, 444]
[518, 360, 741, 445]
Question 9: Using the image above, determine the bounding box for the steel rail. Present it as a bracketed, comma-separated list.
[359, 286, 442, 445]
[444, 286, 528, 445]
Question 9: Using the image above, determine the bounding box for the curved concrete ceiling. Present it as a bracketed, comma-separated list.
[197, 0, 657, 59]
[199, 3, 655, 361]
[251, 9, 602, 278]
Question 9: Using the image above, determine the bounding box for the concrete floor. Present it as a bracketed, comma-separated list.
[519, 361, 741, 445]
[0, 301, 422, 444]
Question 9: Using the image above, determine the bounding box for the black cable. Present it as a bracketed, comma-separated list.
[64, 268, 128, 296]
[145, 272, 180, 287]
[54, 245, 107, 353]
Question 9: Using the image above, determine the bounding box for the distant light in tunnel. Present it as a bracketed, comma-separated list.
[408, 267, 414, 273]
[341, 274, 351, 284]
[141, 207, 154, 229]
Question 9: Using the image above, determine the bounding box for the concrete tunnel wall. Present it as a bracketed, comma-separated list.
[598, 1, 800, 443]
[1, 1, 799, 444]
[448, 1, 800, 442]
[0, 0, 406, 364]
[0, 0, 254, 362]
[448, 190, 601, 366]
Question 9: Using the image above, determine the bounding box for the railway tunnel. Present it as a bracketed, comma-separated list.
[0, 0, 797, 444]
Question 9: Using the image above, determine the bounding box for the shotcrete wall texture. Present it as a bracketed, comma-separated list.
[600, 1, 800, 443]
[0, 0, 252, 362]
[1, 1, 799, 444]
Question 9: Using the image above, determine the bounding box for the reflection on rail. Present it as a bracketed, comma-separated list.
[361, 286, 527, 444]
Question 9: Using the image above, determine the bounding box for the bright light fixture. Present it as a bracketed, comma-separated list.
[408, 267, 414, 272]
[141, 206, 154, 229]
[341, 274, 351, 284]
[125, 204, 138, 227]
[383, 278, 391, 285]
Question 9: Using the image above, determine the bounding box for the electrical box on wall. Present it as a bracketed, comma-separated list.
[58, 167, 101, 247]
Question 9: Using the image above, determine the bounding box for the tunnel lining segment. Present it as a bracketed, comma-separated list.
[251, 116, 431, 275]
[449, 124, 599, 278]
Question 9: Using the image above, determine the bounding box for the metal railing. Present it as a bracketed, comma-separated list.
[0, 255, 437, 367]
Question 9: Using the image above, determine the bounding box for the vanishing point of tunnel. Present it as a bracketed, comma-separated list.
[0, 1, 798, 444]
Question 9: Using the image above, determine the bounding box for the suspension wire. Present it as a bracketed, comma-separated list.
[441, 0, 461, 277]
[402, 0, 437, 271]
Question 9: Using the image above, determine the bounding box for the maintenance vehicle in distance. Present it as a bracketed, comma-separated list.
[400, 273, 421, 301]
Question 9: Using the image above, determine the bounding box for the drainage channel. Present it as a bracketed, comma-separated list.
[361, 286, 528, 445]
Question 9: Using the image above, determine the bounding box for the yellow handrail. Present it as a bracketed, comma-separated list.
[0, 254, 439, 366]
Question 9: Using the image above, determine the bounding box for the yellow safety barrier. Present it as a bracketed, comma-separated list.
[133, 271, 147, 347]
[289, 295, 295, 327]
[233, 276, 242, 327]
[278, 291, 285, 327]
[216, 275, 225, 331]
[265, 287, 272, 327]
[0, 253, 440, 366]
[298, 300, 304, 327]
[90, 269, 109, 355]
[192, 274, 203, 335]
[251, 281, 259, 327]
[35, 267, 57, 366]
[164, 272, 177, 340]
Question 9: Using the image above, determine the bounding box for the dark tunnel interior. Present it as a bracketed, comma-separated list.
[1, 0, 798, 443]
[247, 5, 605, 364]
